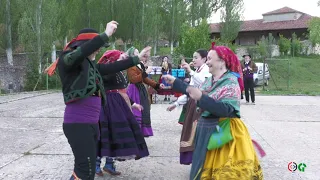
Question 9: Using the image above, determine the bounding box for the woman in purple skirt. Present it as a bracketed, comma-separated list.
[126, 47, 164, 137]
[95, 49, 151, 176]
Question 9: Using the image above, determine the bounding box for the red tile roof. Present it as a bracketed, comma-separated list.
[262, 6, 301, 15]
[210, 7, 313, 33]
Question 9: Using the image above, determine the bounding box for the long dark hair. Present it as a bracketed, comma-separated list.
[161, 56, 172, 73]
[195, 49, 208, 61]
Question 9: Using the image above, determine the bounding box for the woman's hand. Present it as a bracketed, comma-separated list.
[184, 78, 190, 83]
[186, 86, 202, 101]
[167, 104, 177, 112]
[134, 49, 139, 56]
[118, 53, 128, 61]
[44, 67, 50, 74]
[105, 21, 118, 37]
[138, 46, 152, 62]
[159, 83, 166, 89]
[146, 66, 153, 74]
[132, 103, 143, 111]
[162, 75, 176, 85]
[181, 62, 192, 73]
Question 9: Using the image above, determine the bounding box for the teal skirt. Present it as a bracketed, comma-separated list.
[189, 117, 219, 180]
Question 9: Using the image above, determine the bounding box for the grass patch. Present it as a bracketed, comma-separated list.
[158, 47, 172, 56]
[258, 56, 320, 95]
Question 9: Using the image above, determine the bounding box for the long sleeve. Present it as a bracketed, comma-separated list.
[192, 72, 210, 86]
[189, 65, 211, 87]
[174, 94, 188, 107]
[127, 67, 142, 84]
[96, 56, 139, 75]
[138, 63, 159, 88]
[60, 33, 109, 71]
[241, 62, 245, 69]
[172, 78, 189, 95]
[143, 77, 159, 89]
[127, 65, 160, 89]
[252, 62, 258, 73]
[198, 94, 237, 117]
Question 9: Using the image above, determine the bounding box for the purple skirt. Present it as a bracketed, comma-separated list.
[127, 83, 153, 137]
[180, 151, 193, 165]
[97, 91, 149, 159]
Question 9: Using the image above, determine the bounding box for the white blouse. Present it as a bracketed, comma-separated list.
[174, 64, 211, 107]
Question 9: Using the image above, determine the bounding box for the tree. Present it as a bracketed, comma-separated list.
[246, 46, 260, 59]
[186, 0, 223, 27]
[175, 20, 211, 58]
[17, 0, 60, 90]
[0, 0, 5, 53]
[5, 0, 13, 65]
[159, 0, 187, 54]
[258, 33, 275, 58]
[291, 33, 301, 57]
[219, 0, 243, 43]
[258, 36, 267, 57]
[278, 34, 291, 56]
[308, 17, 320, 47]
[1, 0, 21, 61]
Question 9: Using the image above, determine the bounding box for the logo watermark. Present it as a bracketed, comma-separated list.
[288, 162, 307, 172]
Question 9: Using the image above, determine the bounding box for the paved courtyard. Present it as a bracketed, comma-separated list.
[0, 92, 319, 180]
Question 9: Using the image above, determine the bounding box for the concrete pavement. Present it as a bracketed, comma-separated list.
[0, 92, 319, 180]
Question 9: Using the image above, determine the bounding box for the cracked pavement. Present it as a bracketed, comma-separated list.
[0, 92, 319, 180]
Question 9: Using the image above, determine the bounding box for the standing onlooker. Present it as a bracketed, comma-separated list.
[241, 54, 258, 104]
[160, 56, 173, 101]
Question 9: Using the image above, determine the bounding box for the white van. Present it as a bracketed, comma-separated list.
[253, 63, 270, 86]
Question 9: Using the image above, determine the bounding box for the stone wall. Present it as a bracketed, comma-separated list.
[0, 53, 29, 93]
[301, 40, 320, 55]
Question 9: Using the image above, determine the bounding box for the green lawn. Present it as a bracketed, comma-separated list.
[256, 56, 320, 95]
[158, 47, 172, 56]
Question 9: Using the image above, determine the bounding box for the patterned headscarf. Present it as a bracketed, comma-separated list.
[210, 42, 244, 91]
[97, 50, 123, 64]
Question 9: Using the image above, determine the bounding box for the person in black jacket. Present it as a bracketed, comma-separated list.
[45, 21, 151, 180]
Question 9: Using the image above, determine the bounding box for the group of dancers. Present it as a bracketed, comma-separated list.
[45, 21, 264, 180]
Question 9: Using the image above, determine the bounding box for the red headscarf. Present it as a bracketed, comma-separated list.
[45, 33, 99, 76]
[210, 42, 244, 91]
[98, 50, 123, 64]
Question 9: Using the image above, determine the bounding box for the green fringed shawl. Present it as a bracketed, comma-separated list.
[200, 71, 241, 117]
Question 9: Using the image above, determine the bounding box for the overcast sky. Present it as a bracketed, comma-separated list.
[208, 0, 320, 23]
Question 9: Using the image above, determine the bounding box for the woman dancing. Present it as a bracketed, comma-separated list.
[163, 43, 263, 179]
[126, 47, 164, 137]
[95, 49, 151, 176]
[167, 49, 211, 165]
